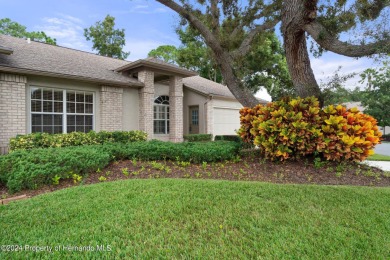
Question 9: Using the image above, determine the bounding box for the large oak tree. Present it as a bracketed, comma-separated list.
[154, 0, 390, 107]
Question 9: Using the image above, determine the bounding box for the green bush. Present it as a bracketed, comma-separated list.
[0, 146, 111, 193]
[0, 140, 240, 193]
[9, 130, 147, 151]
[183, 134, 212, 142]
[214, 135, 241, 142]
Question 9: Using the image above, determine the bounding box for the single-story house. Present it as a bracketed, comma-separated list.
[0, 34, 267, 153]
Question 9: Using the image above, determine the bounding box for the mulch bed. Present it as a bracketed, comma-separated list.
[1, 154, 389, 200]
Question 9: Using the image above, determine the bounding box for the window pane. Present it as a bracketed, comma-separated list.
[43, 101, 53, 112]
[76, 93, 84, 102]
[31, 88, 41, 100]
[54, 102, 63, 112]
[85, 104, 93, 114]
[54, 115, 62, 125]
[67, 115, 75, 125]
[85, 125, 93, 133]
[67, 102, 75, 113]
[67, 92, 76, 102]
[31, 100, 42, 112]
[53, 126, 62, 134]
[76, 126, 84, 132]
[43, 126, 53, 134]
[32, 114, 42, 125]
[43, 114, 53, 125]
[54, 90, 63, 101]
[154, 120, 166, 134]
[76, 103, 84, 113]
[85, 94, 93, 103]
[42, 89, 53, 100]
[67, 126, 76, 133]
[76, 115, 84, 125]
[32, 126, 42, 133]
[85, 115, 93, 125]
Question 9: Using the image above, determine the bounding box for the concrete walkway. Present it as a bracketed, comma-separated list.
[362, 161, 390, 171]
[375, 143, 390, 156]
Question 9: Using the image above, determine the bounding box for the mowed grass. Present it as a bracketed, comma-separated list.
[367, 153, 390, 161]
[1, 179, 389, 259]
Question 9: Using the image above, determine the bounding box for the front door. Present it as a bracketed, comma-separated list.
[189, 106, 199, 134]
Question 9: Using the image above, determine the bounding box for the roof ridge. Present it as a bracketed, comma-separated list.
[0, 34, 133, 63]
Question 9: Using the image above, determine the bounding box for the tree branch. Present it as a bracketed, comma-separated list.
[304, 21, 390, 57]
[231, 17, 280, 59]
[209, 0, 220, 37]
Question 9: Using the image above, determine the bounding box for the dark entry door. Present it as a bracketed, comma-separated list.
[189, 106, 199, 134]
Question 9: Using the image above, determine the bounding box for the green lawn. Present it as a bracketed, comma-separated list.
[367, 154, 390, 161]
[1, 179, 389, 259]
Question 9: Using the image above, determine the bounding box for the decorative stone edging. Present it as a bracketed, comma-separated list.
[0, 194, 29, 205]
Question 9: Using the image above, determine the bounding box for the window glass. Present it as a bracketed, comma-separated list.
[153, 96, 169, 134]
[31, 87, 94, 134]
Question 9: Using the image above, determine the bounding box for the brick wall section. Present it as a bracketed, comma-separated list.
[0, 73, 27, 154]
[169, 76, 184, 142]
[138, 70, 155, 140]
[100, 86, 123, 131]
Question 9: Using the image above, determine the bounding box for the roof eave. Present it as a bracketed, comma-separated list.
[116, 60, 197, 77]
[0, 65, 144, 87]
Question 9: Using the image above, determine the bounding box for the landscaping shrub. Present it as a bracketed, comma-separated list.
[9, 130, 147, 151]
[382, 134, 390, 142]
[238, 96, 382, 162]
[183, 134, 212, 142]
[320, 105, 382, 161]
[0, 146, 111, 193]
[0, 140, 240, 192]
[214, 135, 241, 142]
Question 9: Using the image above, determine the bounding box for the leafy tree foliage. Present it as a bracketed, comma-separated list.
[153, 0, 389, 107]
[359, 63, 390, 134]
[0, 18, 56, 45]
[149, 25, 294, 101]
[84, 15, 129, 60]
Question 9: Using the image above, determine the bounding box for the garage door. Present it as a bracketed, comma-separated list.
[213, 108, 241, 136]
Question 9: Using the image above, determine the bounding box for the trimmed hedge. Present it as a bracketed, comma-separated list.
[215, 135, 241, 142]
[382, 134, 390, 142]
[9, 131, 147, 151]
[0, 140, 240, 193]
[183, 134, 213, 142]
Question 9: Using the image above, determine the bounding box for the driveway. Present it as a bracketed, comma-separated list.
[375, 143, 390, 156]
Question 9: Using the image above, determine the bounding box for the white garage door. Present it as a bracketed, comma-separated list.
[213, 108, 241, 136]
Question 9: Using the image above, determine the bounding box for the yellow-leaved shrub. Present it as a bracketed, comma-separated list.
[238, 97, 382, 162]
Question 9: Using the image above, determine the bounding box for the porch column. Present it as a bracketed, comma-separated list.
[169, 76, 184, 142]
[138, 70, 155, 140]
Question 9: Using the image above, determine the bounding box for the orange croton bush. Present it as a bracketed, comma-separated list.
[238, 96, 382, 162]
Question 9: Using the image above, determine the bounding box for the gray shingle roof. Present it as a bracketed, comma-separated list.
[183, 76, 268, 104]
[0, 34, 141, 86]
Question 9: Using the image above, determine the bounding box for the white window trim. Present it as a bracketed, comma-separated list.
[28, 86, 95, 134]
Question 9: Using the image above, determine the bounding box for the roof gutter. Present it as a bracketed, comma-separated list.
[0, 65, 144, 87]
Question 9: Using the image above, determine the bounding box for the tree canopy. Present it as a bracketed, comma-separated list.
[153, 0, 390, 107]
[359, 63, 390, 134]
[0, 18, 56, 45]
[149, 17, 294, 101]
[84, 15, 129, 60]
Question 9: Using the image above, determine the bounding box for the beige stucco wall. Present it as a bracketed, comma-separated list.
[122, 87, 140, 130]
[183, 88, 208, 135]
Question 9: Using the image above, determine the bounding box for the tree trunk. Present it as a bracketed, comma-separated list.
[213, 51, 259, 107]
[281, 0, 324, 106]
